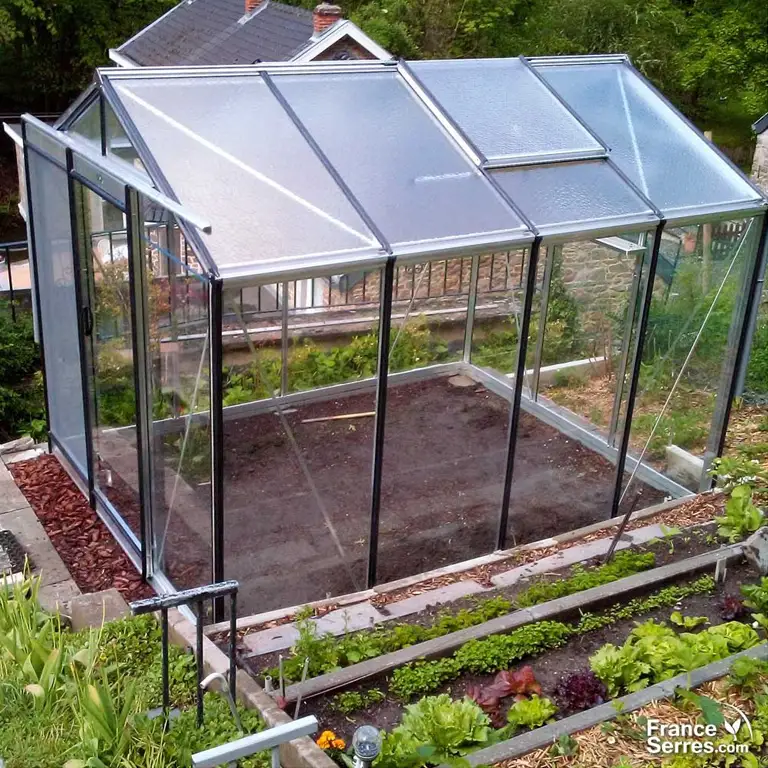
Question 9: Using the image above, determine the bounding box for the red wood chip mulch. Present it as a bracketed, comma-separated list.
[9, 455, 154, 602]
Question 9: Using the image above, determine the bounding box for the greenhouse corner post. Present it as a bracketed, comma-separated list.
[609, 220, 666, 518]
[367, 255, 396, 588]
[498, 237, 542, 550]
[711, 213, 768, 467]
[210, 277, 226, 622]
[125, 187, 153, 582]
[65, 147, 97, 510]
[20, 121, 52, 453]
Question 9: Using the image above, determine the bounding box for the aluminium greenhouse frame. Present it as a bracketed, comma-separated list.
[17, 54, 768, 619]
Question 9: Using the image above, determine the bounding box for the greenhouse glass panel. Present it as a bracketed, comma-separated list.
[620, 216, 761, 508]
[491, 161, 657, 236]
[140, 198, 213, 591]
[502, 232, 663, 544]
[221, 271, 381, 612]
[67, 98, 102, 151]
[71, 179, 142, 539]
[536, 62, 762, 217]
[409, 58, 604, 164]
[377, 255, 505, 583]
[110, 76, 381, 274]
[26, 149, 88, 476]
[271, 71, 529, 250]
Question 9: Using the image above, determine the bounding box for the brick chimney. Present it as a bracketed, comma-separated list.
[313, 2, 342, 36]
[245, 0, 265, 14]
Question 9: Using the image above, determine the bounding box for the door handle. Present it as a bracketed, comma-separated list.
[82, 305, 94, 336]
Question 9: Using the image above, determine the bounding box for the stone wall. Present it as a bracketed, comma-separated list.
[753, 132, 768, 194]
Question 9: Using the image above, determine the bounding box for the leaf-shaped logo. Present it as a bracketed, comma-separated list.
[724, 717, 742, 736]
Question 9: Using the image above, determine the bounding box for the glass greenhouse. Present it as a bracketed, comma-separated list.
[16, 55, 768, 618]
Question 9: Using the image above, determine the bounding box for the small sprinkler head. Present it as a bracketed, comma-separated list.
[353, 725, 382, 766]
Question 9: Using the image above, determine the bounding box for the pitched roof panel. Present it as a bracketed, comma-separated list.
[119, 0, 314, 66]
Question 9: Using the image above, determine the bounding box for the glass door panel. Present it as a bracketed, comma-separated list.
[73, 180, 142, 539]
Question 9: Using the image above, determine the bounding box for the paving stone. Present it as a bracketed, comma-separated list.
[243, 624, 302, 656]
[380, 579, 487, 619]
[0, 436, 34, 455]
[448, 375, 476, 388]
[69, 587, 130, 630]
[39, 579, 81, 613]
[0, 505, 71, 586]
[3, 447, 45, 465]
[313, 602, 385, 636]
[626, 523, 668, 545]
[0, 476, 28, 514]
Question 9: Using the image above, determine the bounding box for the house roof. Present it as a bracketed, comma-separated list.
[47, 57, 767, 283]
[117, 0, 316, 66]
[754, 112, 768, 136]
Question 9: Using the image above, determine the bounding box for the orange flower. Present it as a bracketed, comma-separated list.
[331, 738, 346, 750]
[316, 730, 337, 750]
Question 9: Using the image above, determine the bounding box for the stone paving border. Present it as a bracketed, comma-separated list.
[282, 544, 743, 704]
[0, 453, 81, 611]
[236, 519, 694, 659]
[459, 642, 768, 766]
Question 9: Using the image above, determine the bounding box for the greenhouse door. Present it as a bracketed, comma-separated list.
[72, 179, 143, 543]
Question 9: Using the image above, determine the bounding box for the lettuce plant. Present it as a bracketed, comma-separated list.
[505, 695, 557, 730]
[553, 670, 607, 711]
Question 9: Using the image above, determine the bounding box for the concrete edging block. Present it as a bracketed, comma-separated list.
[167, 609, 336, 768]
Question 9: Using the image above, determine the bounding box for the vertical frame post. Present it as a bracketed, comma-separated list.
[22, 123, 53, 452]
[530, 244, 557, 399]
[609, 221, 666, 517]
[608, 244, 646, 446]
[367, 257, 395, 588]
[210, 278, 225, 621]
[709, 214, 768, 469]
[196, 598, 204, 727]
[126, 187, 154, 581]
[161, 606, 170, 722]
[229, 589, 237, 704]
[281, 282, 289, 396]
[65, 148, 97, 509]
[463, 254, 480, 362]
[498, 238, 542, 550]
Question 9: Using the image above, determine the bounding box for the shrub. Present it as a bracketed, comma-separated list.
[0, 305, 45, 442]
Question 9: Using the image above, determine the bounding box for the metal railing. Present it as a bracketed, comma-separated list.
[129, 580, 238, 728]
[0, 240, 29, 322]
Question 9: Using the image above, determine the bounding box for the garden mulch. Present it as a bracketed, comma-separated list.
[8, 454, 154, 602]
[298, 559, 754, 744]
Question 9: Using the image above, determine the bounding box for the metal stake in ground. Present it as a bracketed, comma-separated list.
[603, 493, 641, 564]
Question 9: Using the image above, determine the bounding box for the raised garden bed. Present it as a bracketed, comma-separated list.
[236, 475, 768, 768]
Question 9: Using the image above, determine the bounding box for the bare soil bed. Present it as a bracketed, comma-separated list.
[218, 376, 665, 614]
[9, 455, 154, 602]
[297, 559, 752, 743]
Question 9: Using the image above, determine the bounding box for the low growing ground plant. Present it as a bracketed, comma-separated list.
[504, 695, 557, 731]
[714, 484, 765, 542]
[514, 551, 655, 608]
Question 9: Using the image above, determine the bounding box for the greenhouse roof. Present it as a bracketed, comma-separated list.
[43, 54, 767, 282]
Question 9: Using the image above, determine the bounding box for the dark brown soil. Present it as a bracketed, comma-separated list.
[239, 523, 719, 678]
[9, 455, 154, 601]
[217, 376, 665, 614]
[298, 559, 754, 741]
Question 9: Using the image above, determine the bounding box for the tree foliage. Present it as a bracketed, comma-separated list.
[0, 0, 175, 112]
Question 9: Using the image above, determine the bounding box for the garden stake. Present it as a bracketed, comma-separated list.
[293, 657, 310, 719]
[279, 655, 286, 698]
[715, 557, 728, 584]
[603, 494, 641, 564]
[264, 675, 273, 694]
